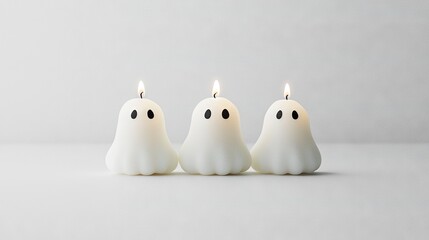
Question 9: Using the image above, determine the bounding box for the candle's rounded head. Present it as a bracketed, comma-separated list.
[105, 98, 178, 175]
[179, 97, 252, 175]
[251, 99, 321, 175]
[117, 98, 164, 131]
[263, 100, 310, 132]
[191, 97, 240, 129]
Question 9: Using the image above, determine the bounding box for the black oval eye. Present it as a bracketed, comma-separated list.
[131, 110, 137, 119]
[276, 110, 282, 119]
[292, 110, 299, 120]
[204, 109, 211, 119]
[222, 109, 229, 119]
[147, 109, 154, 119]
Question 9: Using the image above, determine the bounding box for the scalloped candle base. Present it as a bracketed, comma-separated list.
[180, 141, 251, 175]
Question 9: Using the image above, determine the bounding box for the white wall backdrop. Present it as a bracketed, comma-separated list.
[0, 0, 428, 143]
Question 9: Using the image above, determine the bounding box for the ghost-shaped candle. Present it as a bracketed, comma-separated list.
[179, 80, 252, 175]
[251, 83, 321, 175]
[106, 81, 178, 175]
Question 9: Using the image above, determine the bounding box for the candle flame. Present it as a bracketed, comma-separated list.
[284, 83, 290, 100]
[138, 81, 145, 98]
[212, 80, 220, 98]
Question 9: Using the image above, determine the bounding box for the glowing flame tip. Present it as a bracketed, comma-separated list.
[284, 83, 290, 100]
[138, 81, 145, 98]
[212, 80, 220, 98]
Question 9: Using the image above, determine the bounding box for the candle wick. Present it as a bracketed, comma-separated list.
[213, 92, 217, 98]
[140, 92, 144, 99]
[285, 95, 289, 100]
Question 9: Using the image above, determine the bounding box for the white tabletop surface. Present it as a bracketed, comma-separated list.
[0, 143, 428, 240]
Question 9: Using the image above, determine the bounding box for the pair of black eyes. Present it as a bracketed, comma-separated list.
[131, 110, 154, 119]
[276, 110, 299, 120]
[204, 109, 229, 119]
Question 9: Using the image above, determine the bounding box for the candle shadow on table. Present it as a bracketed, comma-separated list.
[146, 171, 339, 177]
[238, 171, 339, 176]
[295, 172, 339, 176]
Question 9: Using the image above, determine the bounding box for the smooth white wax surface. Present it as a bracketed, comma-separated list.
[252, 99, 321, 174]
[179, 97, 251, 175]
[106, 98, 178, 175]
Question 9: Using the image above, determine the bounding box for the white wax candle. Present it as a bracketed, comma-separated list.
[251, 83, 321, 174]
[179, 80, 252, 175]
[106, 81, 178, 175]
